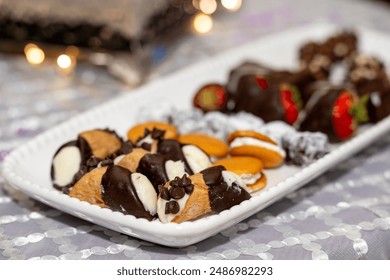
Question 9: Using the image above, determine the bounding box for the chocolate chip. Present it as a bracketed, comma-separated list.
[151, 128, 165, 140]
[169, 186, 185, 199]
[178, 174, 192, 187]
[100, 159, 113, 166]
[119, 140, 133, 155]
[184, 184, 194, 194]
[170, 177, 180, 188]
[86, 156, 100, 167]
[160, 187, 171, 201]
[140, 142, 152, 151]
[165, 201, 180, 214]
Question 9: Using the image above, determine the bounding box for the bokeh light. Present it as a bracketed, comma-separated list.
[24, 43, 45, 65]
[57, 54, 73, 69]
[193, 13, 213, 34]
[221, 0, 242, 11]
[199, 0, 217, 15]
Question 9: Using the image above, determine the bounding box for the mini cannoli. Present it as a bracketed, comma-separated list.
[51, 128, 123, 193]
[101, 165, 157, 221]
[157, 166, 251, 223]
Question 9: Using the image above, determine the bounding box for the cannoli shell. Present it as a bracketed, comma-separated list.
[171, 173, 211, 223]
[117, 148, 149, 172]
[79, 130, 122, 159]
[69, 166, 108, 207]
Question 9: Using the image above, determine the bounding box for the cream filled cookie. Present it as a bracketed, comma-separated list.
[127, 121, 178, 143]
[227, 130, 285, 168]
[213, 156, 267, 192]
[178, 133, 229, 158]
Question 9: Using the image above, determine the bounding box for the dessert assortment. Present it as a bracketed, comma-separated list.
[193, 30, 390, 142]
[50, 30, 390, 225]
[51, 122, 261, 223]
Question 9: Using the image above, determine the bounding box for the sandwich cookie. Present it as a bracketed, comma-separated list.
[227, 130, 285, 168]
[127, 121, 178, 144]
[178, 133, 229, 159]
[157, 166, 251, 223]
[213, 156, 267, 192]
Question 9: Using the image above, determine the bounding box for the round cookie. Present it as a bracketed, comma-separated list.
[213, 156, 267, 192]
[227, 130, 285, 168]
[178, 133, 229, 158]
[127, 121, 178, 143]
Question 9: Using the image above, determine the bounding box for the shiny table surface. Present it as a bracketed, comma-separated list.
[1, 0, 390, 260]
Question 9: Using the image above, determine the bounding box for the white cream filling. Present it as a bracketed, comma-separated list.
[240, 172, 262, 185]
[182, 145, 211, 173]
[53, 146, 81, 187]
[113, 154, 125, 165]
[131, 173, 157, 215]
[165, 160, 187, 180]
[157, 190, 189, 224]
[137, 134, 154, 146]
[222, 170, 250, 193]
[230, 137, 286, 158]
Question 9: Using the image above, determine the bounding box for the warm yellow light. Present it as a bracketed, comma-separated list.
[65, 46, 80, 58]
[192, 0, 200, 10]
[221, 0, 242, 11]
[199, 0, 217, 15]
[193, 13, 213, 34]
[57, 54, 72, 69]
[24, 43, 45, 65]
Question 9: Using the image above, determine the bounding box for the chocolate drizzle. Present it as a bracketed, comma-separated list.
[101, 165, 154, 221]
[200, 166, 251, 213]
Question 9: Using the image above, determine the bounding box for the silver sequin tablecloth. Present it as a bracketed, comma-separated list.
[1, 0, 390, 260]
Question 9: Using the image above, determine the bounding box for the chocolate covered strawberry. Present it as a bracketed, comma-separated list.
[299, 86, 360, 142]
[193, 83, 229, 112]
[231, 74, 302, 125]
[332, 91, 356, 141]
[279, 83, 302, 125]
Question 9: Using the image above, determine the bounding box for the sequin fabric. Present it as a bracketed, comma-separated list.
[1, 0, 390, 260]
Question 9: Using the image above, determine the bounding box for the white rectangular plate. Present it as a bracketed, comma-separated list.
[3, 22, 390, 247]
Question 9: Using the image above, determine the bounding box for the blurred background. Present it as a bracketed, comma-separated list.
[1, 0, 390, 157]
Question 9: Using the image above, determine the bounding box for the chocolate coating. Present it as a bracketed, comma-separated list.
[299, 87, 349, 142]
[101, 165, 154, 221]
[136, 153, 169, 192]
[366, 91, 390, 123]
[232, 74, 286, 122]
[158, 139, 193, 174]
[200, 166, 251, 213]
[227, 61, 271, 95]
[51, 140, 81, 192]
